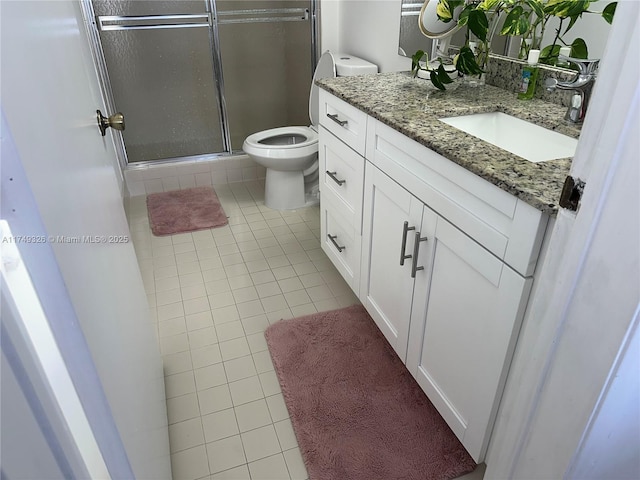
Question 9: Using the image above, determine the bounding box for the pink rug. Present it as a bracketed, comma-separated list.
[265, 305, 477, 480]
[146, 186, 228, 236]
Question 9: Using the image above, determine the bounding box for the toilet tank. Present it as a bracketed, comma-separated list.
[333, 54, 378, 76]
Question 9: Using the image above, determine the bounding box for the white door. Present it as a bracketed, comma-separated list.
[1, 1, 170, 478]
[360, 164, 423, 360]
[407, 211, 532, 462]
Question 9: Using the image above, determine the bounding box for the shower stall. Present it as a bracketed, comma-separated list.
[82, 0, 317, 166]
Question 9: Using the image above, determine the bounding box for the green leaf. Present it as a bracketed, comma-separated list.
[436, 64, 454, 84]
[602, 2, 617, 24]
[525, 0, 545, 19]
[500, 6, 528, 36]
[544, 0, 591, 18]
[455, 45, 485, 75]
[457, 4, 476, 27]
[436, 0, 454, 22]
[430, 70, 447, 90]
[539, 44, 561, 65]
[468, 9, 489, 41]
[478, 0, 502, 11]
[411, 50, 427, 77]
[570, 38, 588, 58]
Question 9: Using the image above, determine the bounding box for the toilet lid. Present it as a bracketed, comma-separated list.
[309, 51, 336, 127]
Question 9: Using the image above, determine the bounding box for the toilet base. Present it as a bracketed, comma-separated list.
[264, 169, 308, 210]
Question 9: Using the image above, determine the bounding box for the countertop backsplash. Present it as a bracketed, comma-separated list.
[486, 54, 578, 107]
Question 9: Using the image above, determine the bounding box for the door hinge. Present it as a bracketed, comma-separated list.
[559, 175, 585, 212]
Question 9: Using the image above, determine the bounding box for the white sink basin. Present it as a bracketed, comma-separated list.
[439, 112, 578, 163]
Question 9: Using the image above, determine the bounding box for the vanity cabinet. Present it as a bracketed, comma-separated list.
[318, 89, 549, 463]
[317, 91, 367, 294]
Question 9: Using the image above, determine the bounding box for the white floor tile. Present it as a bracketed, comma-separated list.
[234, 398, 272, 433]
[160, 317, 187, 338]
[241, 425, 281, 462]
[186, 311, 214, 331]
[188, 327, 218, 349]
[198, 384, 233, 415]
[219, 337, 251, 361]
[273, 419, 298, 450]
[259, 371, 281, 397]
[248, 453, 291, 480]
[206, 435, 247, 474]
[166, 393, 201, 425]
[163, 350, 193, 376]
[194, 363, 227, 391]
[171, 445, 210, 480]
[168, 417, 205, 453]
[211, 464, 250, 480]
[191, 344, 223, 369]
[229, 376, 264, 406]
[223, 355, 257, 383]
[240, 314, 270, 335]
[283, 448, 308, 480]
[265, 394, 289, 423]
[202, 408, 240, 443]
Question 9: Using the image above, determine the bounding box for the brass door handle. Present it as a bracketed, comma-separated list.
[97, 110, 125, 136]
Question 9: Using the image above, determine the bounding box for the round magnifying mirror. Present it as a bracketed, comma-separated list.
[418, 0, 461, 39]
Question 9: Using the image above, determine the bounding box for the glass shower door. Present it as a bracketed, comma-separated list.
[216, 0, 313, 150]
[92, 1, 227, 163]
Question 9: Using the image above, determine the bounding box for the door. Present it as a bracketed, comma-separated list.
[406, 211, 532, 462]
[1, 1, 170, 478]
[90, 0, 227, 163]
[360, 164, 423, 360]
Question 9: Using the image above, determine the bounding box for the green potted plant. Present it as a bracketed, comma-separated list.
[412, 0, 616, 90]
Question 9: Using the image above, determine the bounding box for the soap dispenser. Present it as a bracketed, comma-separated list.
[518, 49, 540, 100]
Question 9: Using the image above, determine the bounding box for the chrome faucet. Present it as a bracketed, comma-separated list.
[545, 56, 599, 124]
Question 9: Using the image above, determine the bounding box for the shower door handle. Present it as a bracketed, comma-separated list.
[97, 110, 125, 136]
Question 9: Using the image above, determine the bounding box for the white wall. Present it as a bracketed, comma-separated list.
[321, 0, 411, 72]
[541, 13, 612, 60]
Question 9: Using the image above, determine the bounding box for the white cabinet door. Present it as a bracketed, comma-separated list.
[360, 164, 423, 361]
[407, 212, 533, 462]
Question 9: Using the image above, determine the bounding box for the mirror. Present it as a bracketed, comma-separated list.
[399, 0, 612, 62]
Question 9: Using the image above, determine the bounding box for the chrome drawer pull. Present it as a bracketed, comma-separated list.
[328, 234, 345, 252]
[399, 221, 415, 266]
[327, 113, 348, 127]
[326, 171, 346, 186]
[411, 231, 428, 278]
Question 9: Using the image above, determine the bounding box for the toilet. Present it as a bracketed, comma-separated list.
[243, 51, 378, 210]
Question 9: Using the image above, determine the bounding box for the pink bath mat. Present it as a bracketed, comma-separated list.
[265, 305, 477, 480]
[146, 186, 228, 236]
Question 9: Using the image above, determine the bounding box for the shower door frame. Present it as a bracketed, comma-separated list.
[79, 0, 319, 170]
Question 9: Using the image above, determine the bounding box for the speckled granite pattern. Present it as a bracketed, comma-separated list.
[317, 72, 582, 215]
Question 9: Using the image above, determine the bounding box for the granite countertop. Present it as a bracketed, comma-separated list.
[317, 72, 581, 215]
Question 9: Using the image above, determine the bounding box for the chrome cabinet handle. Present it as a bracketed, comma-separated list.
[399, 221, 415, 266]
[327, 113, 348, 127]
[411, 231, 428, 278]
[328, 234, 345, 252]
[326, 171, 346, 186]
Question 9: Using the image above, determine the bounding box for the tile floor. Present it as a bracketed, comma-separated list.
[126, 180, 360, 480]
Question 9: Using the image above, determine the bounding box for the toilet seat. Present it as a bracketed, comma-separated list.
[243, 126, 318, 165]
[244, 126, 317, 150]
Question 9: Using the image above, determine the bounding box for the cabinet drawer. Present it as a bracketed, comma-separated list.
[320, 196, 361, 296]
[319, 89, 368, 156]
[366, 118, 548, 277]
[318, 126, 365, 232]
